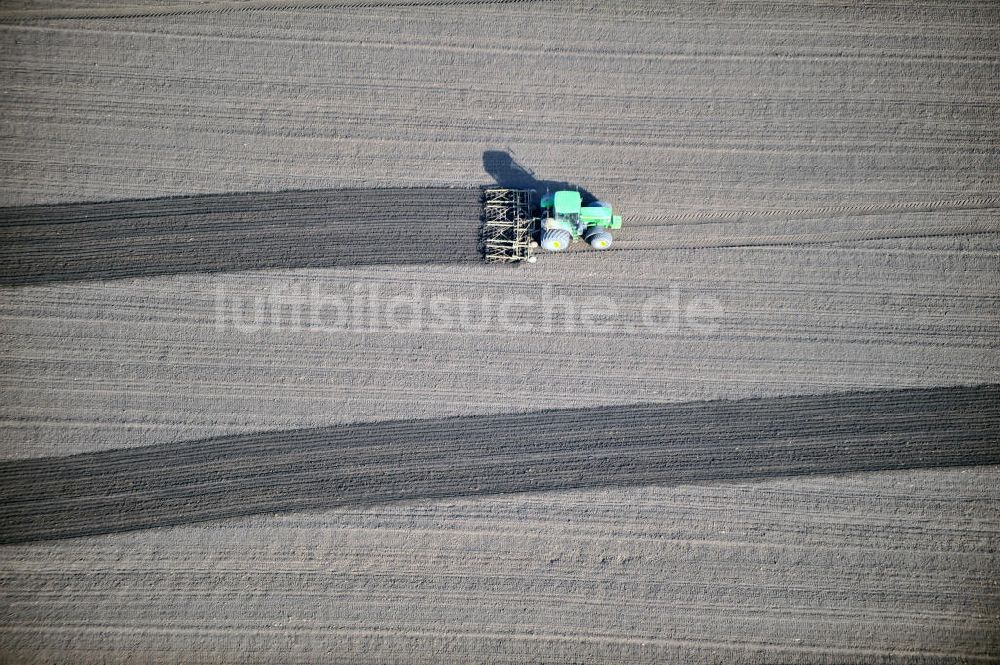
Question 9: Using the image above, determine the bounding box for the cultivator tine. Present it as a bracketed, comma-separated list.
[481, 188, 536, 264]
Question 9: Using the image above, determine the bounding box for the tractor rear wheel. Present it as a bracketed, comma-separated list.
[587, 229, 613, 249]
[541, 229, 572, 252]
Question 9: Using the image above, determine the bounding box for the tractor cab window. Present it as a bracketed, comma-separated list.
[557, 212, 580, 225]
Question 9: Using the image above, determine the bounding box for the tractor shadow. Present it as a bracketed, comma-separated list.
[483, 150, 599, 205]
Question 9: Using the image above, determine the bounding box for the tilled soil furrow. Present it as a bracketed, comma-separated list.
[3, 384, 985, 482]
[0, 384, 995, 544]
[0, 187, 484, 285]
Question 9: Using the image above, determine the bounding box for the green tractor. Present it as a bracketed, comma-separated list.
[539, 190, 622, 252]
[481, 188, 622, 263]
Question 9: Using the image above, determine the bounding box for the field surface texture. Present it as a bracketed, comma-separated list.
[0, 1, 998, 663]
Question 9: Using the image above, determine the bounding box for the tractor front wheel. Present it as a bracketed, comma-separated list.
[586, 229, 613, 250]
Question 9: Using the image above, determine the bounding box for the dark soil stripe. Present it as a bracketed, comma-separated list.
[0, 188, 483, 285]
[0, 384, 997, 544]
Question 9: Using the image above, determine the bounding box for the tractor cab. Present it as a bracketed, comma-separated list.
[552, 190, 582, 229]
[540, 190, 583, 235]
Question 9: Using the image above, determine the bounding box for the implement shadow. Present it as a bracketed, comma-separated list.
[483, 150, 598, 204]
[0, 384, 997, 544]
[0, 187, 484, 286]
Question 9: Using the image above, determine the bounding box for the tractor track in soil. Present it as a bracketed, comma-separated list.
[3, 187, 998, 286]
[0, 187, 484, 285]
[0, 0, 558, 22]
[1, 384, 996, 544]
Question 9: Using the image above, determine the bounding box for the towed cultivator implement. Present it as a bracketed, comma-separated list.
[481, 187, 622, 264]
[481, 188, 537, 264]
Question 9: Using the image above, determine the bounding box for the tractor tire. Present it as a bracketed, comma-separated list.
[541, 229, 572, 252]
[587, 229, 613, 250]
